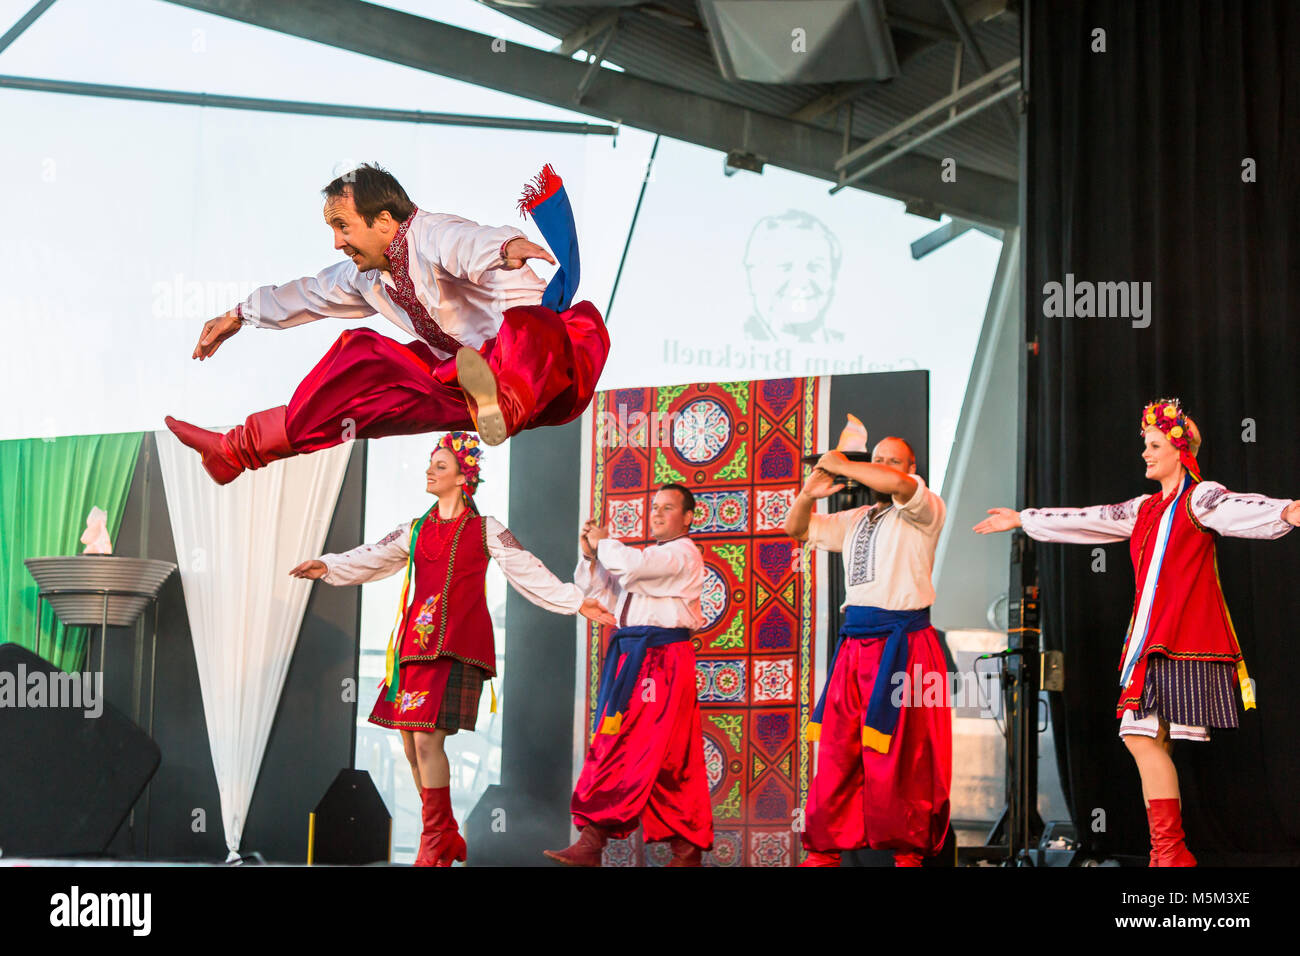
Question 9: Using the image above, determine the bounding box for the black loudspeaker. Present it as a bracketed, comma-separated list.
[0, 642, 160, 858]
[307, 769, 391, 865]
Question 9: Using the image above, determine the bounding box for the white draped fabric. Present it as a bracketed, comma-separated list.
[156, 431, 352, 859]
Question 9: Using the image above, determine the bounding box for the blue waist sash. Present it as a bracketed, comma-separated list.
[592, 625, 692, 736]
[807, 606, 932, 754]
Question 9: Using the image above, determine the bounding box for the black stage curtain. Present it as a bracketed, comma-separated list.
[1027, 0, 1300, 862]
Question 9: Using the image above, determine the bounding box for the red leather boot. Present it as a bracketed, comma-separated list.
[1147, 798, 1197, 867]
[798, 850, 841, 867]
[667, 836, 703, 867]
[455, 348, 535, 447]
[413, 787, 440, 867]
[424, 786, 467, 867]
[543, 825, 609, 867]
[165, 406, 294, 485]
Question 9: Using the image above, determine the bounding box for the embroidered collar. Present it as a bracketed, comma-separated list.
[654, 534, 690, 547]
[378, 206, 464, 356]
[867, 502, 894, 523]
[383, 206, 419, 269]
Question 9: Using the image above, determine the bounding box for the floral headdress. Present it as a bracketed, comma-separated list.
[434, 431, 484, 496]
[1140, 398, 1201, 482]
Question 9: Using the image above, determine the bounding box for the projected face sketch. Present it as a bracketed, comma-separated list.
[742, 211, 844, 344]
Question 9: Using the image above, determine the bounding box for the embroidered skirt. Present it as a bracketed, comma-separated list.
[1133, 654, 1239, 730]
[368, 657, 486, 734]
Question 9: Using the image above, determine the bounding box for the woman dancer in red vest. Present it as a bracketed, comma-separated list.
[291, 431, 613, 866]
[975, 399, 1298, 866]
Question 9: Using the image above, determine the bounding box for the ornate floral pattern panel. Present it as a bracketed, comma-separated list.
[588, 378, 822, 866]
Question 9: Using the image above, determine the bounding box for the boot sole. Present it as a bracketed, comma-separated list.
[456, 348, 507, 447]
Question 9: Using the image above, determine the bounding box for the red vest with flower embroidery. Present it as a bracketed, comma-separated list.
[399, 511, 496, 674]
[1116, 483, 1247, 715]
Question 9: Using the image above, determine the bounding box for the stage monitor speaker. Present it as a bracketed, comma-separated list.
[307, 768, 391, 865]
[0, 642, 160, 858]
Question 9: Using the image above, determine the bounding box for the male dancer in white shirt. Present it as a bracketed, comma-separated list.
[785, 436, 952, 867]
[165, 163, 608, 483]
[544, 483, 714, 866]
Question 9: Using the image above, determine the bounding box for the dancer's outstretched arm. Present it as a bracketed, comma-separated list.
[192, 259, 376, 360]
[974, 497, 1147, 542]
[289, 521, 412, 585]
[484, 517, 615, 625]
[1186, 482, 1300, 538]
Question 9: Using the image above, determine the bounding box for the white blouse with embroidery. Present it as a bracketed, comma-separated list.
[1019, 481, 1294, 544]
[318, 513, 583, 615]
[574, 536, 705, 631]
[805, 476, 946, 612]
[239, 210, 545, 357]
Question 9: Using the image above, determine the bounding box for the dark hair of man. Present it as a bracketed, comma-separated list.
[321, 163, 415, 226]
[658, 483, 696, 515]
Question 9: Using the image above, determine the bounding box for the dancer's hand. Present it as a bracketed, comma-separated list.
[193, 310, 242, 360]
[973, 508, 1021, 534]
[799, 467, 845, 500]
[580, 519, 599, 559]
[1285, 500, 1300, 526]
[579, 598, 617, 627]
[500, 237, 556, 270]
[289, 559, 328, 579]
[815, 450, 850, 477]
[585, 523, 609, 548]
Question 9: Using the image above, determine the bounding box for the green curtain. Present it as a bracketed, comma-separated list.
[0, 432, 144, 671]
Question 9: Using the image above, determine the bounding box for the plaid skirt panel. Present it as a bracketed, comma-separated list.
[368, 656, 487, 733]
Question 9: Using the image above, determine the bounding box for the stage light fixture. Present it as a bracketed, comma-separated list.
[699, 0, 899, 84]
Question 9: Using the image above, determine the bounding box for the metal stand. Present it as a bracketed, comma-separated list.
[32, 585, 164, 856]
[25, 555, 175, 859]
[972, 533, 1044, 866]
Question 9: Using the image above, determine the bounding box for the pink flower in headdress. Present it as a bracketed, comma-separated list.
[435, 430, 485, 493]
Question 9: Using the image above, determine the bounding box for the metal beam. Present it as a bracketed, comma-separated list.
[573, 18, 618, 106]
[886, 11, 958, 44]
[158, 0, 1017, 227]
[0, 74, 617, 134]
[788, 81, 872, 124]
[0, 0, 56, 56]
[910, 217, 1004, 259]
[886, 0, 1008, 45]
[911, 219, 973, 259]
[939, 0, 1018, 136]
[552, 9, 619, 58]
[835, 58, 1018, 172]
[833, 82, 1018, 193]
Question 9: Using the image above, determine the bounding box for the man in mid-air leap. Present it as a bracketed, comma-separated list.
[166, 162, 608, 483]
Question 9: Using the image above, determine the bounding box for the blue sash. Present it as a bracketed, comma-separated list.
[591, 625, 691, 736]
[807, 606, 932, 753]
[519, 166, 580, 311]
[1119, 474, 1190, 688]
